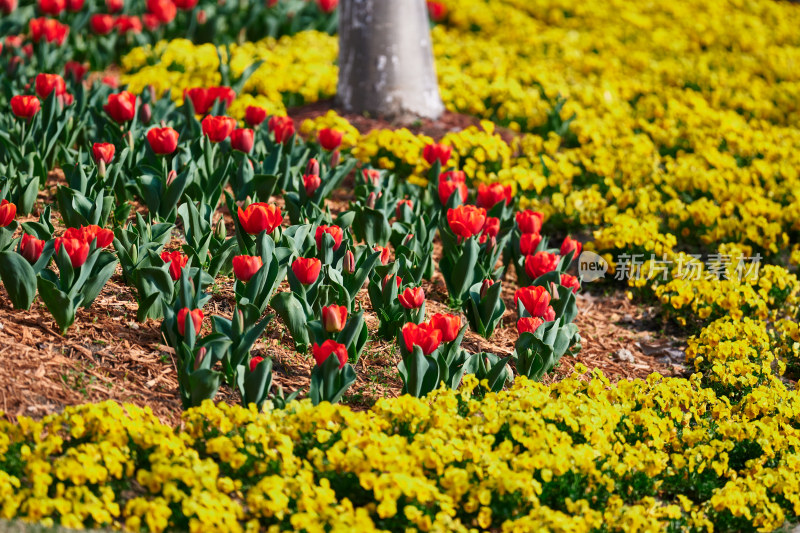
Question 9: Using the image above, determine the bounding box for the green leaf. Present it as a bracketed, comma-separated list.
[0, 252, 37, 309]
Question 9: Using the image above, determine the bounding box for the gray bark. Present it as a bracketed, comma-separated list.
[337, 0, 445, 121]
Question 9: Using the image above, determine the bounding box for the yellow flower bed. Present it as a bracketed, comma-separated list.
[2, 361, 799, 532]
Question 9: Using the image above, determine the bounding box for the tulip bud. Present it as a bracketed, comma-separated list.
[550, 282, 561, 299]
[366, 192, 377, 209]
[98, 159, 106, 179]
[303, 174, 321, 197]
[196, 8, 207, 23]
[306, 158, 319, 176]
[127, 130, 135, 151]
[403, 233, 415, 246]
[480, 279, 495, 299]
[343, 250, 355, 274]
[166, 169, 177, 187]
[242, 196, 253, 210]
[214, 217, 226, 240]
[193, 347, 207, 371]
[330, 149, 340, 168]
[138, 102, 152, 124]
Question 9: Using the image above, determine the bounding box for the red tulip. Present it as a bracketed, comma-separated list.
[426, 0, 447, 20]
[560, 236, 582, 259]
[447, 205, 487, 239]
[382, 274, 402, 290]
[244, 106, 267, 127]
[422, 143, 451, 166]
[64, 61, 88, 83]
[101, 75, 120, 87]
[315, 225, 343, 251]
[561, 274, 581, 293]
[440, 170, 466, 183]
[232, 255, 263, 282]
[0, 200, 17, 227]
[322, 304, 347, 333]
[237, 202, 283, 235]
[517, 317, 544, 334]
[401, 322, 442, 355]
[10, 95, 40, 119]
[19, 233, 45, 263]
[114, 15, 142, 34]
[482, 217, 500, 238]
[208, 86, 235, 110]
[38, 0, 65, 16]
[373, 245, 390, 265]
[1, 0, 17, 13]
[29, 18, 69, 44]
[303, 174, 321, 197]
[66, 0, 83, 10]
[202, 115, 236, 143]
[177, 308, 204, 336]
[318, 128, 342, 151]
[173, 0, 196, 9]
[516, 210, 544, 234]
[316, 0, 337, 13]
[183, 87, 209, 114]
[230, 128, 254, 153]
[430, 313, 461, 342]
[362, 168, 381, 186]
[92, 142, 115, 165]
[291, 257, 321, 285]
[55, 237, 89, 267]
[146, 127, 180, 155]
[519, 233, 542, 255]
[438, 174, 468, 205]
[106, 0, 122, 10]
[398, 286, 425, 309]
[89, 14, 114, 34]
[146, 0, 176, 23]
[476, 183, 513, 209]
[35, 73, 67, 99]
[249, 355, 264, 372]
[268, 115, 295, 143]
[161, 250, 188, 281]
[396, 199, 413, 218]
[312, 339, 348, 368]
[104, 91, 136, 123]
[525, 252, 560, 280]
[514, 285, 555, 320]
[77, 225, 114, 248]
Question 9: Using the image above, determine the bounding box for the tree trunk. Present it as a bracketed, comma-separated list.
[337, 0, 444, 121]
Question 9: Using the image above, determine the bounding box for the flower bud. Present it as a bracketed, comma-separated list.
[127, 130, 135, 151]
[480, 279, 495, 300]
[366, 192, 377, 209]
[166, 169, 177, 187]
[306, 158, 319, 176]
[196, 8, 207, 23]
[343, 250, 355, 274]
[193, 347, 207, 370]
[214, 217, 226, 240]
[330, 149, 340, 168]
[403, 233, 415, 246]
[138, 102, 152, 124]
